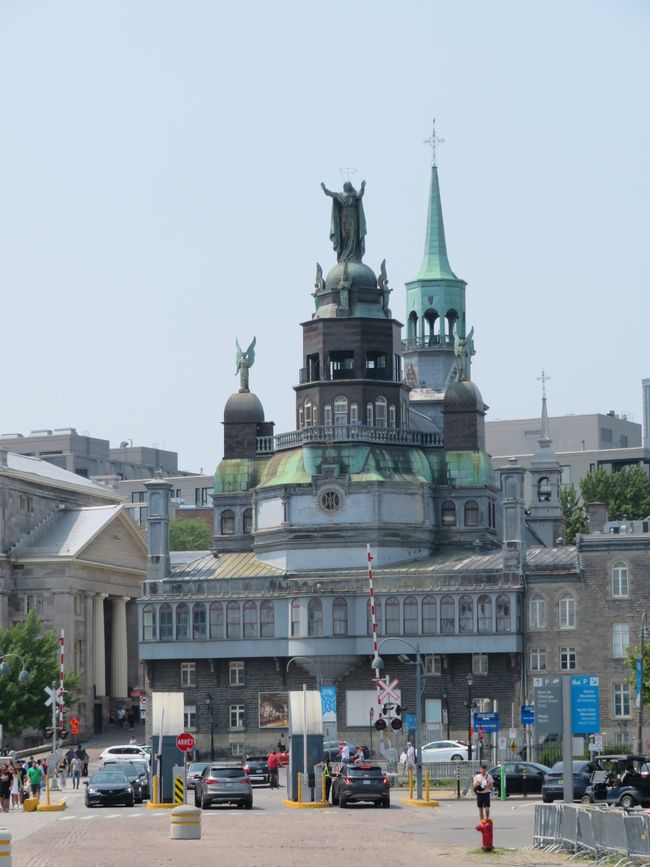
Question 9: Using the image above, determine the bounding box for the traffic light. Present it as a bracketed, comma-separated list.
[374, 718, 386, 731]
[382, 704, 389, 715]
[391, 704, 403, 731]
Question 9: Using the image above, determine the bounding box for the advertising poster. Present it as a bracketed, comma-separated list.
[259, 692, 289, 728]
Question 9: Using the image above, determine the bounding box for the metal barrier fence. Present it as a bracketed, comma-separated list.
[422, 761, 481, 783]
[533, 803, 650, 862]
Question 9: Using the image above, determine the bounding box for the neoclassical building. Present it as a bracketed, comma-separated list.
[0, 449, 146, 736]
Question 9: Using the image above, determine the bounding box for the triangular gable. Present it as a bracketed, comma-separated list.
[79, 511, 147, 572]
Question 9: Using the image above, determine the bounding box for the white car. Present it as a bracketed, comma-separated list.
[420, 740, 469, 762]
[100, 745, 149, 766]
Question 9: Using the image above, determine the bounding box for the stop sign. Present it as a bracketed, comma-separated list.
[176, 731, 195, 752]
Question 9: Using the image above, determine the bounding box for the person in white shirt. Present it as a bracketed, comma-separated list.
[472, 762, 494, 821]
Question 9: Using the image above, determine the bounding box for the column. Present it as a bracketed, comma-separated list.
[93, 594, 107, 697]
[111, 596, 130, 698]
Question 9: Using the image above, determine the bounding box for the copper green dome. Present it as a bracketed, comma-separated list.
[223, 390, 265, 424]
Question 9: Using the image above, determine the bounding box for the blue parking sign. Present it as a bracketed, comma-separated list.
[571, 676, 600, 734]
[521, 705, 534, 726]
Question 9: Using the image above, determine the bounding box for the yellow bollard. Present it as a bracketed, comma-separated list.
[409, 769, 414, 799]
[297, 772, 302, 803]
[322, 771, 327, 803]
[152, 775, 158, 804]
[45, 776, 51, 807]
[425, 770, 430, 801]
[0, 830, 11, 865]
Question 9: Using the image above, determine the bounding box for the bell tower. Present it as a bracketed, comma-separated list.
[527, 373, 565, 546]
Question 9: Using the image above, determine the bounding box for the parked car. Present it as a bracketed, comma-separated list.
[421, 740, 469, 762]
[488, 762, 550, 796]
[194, 765, 253, 809]
[241, 755, 270, 786]
[331, 763, 390, 808]
[542, 760, 601, 803]
[84, 771, 135, 808]
[100, 745, 149, 766]
[107, 760, 150, 801]
[187, 762, 210, 790]
[323, 741, 357, 762]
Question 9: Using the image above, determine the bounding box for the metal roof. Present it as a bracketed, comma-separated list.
[170, 551, 286, 580]
[2, 452, 120, 499]
[13, 504, 124, 557]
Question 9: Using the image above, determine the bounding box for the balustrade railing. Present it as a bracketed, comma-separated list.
[259, 425, 444, 454]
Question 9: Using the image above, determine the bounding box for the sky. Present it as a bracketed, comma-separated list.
[1, 0, 648, 473]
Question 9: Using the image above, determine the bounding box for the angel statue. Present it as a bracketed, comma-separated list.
[236, 337, 256, 392]
[453, 326, 475, 381]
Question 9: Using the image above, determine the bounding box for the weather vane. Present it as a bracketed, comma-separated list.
[423, 118, 445, 167]
[537, 369, 551, 399]
[339, 167, 358, 182]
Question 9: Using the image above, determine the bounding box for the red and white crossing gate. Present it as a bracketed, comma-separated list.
[376, 675, 400, 704]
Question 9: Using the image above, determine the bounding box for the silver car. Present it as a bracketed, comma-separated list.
[194, 765, 253, 810]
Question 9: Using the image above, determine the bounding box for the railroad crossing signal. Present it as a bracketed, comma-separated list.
[376, 676, 400, 703]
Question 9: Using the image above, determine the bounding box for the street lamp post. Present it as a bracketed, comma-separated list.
[637, 612, 647, 755]
[442, 690, 450, 739]
[205, 696, 215, 761]
[465, 674, 474, 761]
[372, 637, 424, 800]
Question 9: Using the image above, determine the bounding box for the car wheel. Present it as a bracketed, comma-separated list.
[339, 796, 347, 808]
[194, 790, 201, 807]
[382, 797, 390, 809]
[542, 794, 554, 804]
[620, 794, 636, 808]
[331, 789, 339, 806]
[451, 754, 463, 761]
[244, 799, 253, 810]
[581, 795, 593, 804]
[127, 796, 135, 807]
[201, 794, 210, 810]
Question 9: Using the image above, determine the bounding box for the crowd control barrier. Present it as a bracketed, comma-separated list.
[533, 802, 650, 862]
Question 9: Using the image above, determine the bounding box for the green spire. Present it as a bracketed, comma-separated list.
[415, 166, 458, 281]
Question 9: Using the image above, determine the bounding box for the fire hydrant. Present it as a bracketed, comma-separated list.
[475, 818, 494, 851]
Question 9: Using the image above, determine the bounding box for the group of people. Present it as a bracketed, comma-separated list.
[55, 745, 89, 790]
[0, 757, 50, 809]
[109, 706, 137, 731]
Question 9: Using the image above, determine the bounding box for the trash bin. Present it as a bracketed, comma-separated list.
[170, 804, 201, 840]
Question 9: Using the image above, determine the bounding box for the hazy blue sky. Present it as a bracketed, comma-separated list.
[1, 0, 648, 472]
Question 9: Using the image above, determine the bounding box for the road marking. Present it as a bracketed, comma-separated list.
[81, 816, 94, 820]
[103, 813, 121, 819]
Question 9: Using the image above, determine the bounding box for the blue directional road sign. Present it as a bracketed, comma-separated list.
[571, 676, 600, 734]
[404, 713, 416, 731]
[473, 712, 499, 732]
[521, 705, 535, 726]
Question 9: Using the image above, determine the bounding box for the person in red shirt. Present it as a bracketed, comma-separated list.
[267, 750, 280, 789]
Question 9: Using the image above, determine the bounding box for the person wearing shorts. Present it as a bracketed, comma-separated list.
[472, 762, 494, 821]
[27, 762, 43, 803]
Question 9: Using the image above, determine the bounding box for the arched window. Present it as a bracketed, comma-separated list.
[367, 597, 382, 636]
[440, 595, 455, 634]
[312, 403, 318, 425]
[323, 404, 332, 427]
[403, 596, 418, 634]
[366, 402, 374, 427]
[334, 396, 348, 427]
[559, 593, 576, 629]
[304, 398, 313, 427]
[243, 601, 257, 638]
[408, 311, 418, 341]
[446, 308, 458, 339]
[176, 603, 189, 640]
[459, 595, 474, 633]
[260, 600, 274, 638]
[333, 597, 348, 636]
[496, 594, 511, 632]
[389, 405, 396, 429]
[192, 603, 206, 639]
[612, 561, 629, 597]
[243, 508, 253, 534]
[385, 596, 400, 634]
[375, 396, 387, 428]
[209, 602, 223, 639]
[143, 604, 156, 641]
[220, 509, 235, 535]
[529, 594, 545, 629]
[308, 598, 323, 637]
[442, 501, 456, 527]
[298, 405, 304, 429]
[537, 476, 551, 502]
[160, 603, 173, 640]
[464, 500, 479, 527]
[291, 599, 301, 637]
[350, 403, 358, 425]
[477, 595, 492, 632]
[226, 601, 241, 639]
[422, 596, 437, 633]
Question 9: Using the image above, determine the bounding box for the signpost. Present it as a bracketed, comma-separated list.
[376, 676, 400, 704]
[533, 677, 562, 735]
[571, 676, 600, 734]
[176, 732, 195, 805]
[473, 712, 499, 732]
[521, 705, 535, 726]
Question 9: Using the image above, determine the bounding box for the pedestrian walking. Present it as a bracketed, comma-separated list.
[267, 750, 280, 789]
[322, 755, 332, 802]
[10, 766, 21, 810]
[27, 761, 43, 804]
[472, 762, 494, 822]
[405, 742, 416, 771]
[57, 758, 67, 789]
[0, 765, 12, 813]
[71, 756, 82, 789]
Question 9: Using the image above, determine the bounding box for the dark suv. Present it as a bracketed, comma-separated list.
[331, 763, 390, 808]
[542, 760, 601, 803]
[241, 755, 270, 786]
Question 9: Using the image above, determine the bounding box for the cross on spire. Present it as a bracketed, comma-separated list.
[339, 167, 358, 182]
[537, 369, 551, 399]
[424, 118, 445, 167]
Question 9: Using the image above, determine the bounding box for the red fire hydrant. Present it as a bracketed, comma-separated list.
[475, 818, 494, 851]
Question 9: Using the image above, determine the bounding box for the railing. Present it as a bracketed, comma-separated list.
[533, 803, 650, 862]
[402, 336, 455, 351]
[298, 366, 402, 384]
[256, 436, 275, 455]
[271, 425, 444, 452]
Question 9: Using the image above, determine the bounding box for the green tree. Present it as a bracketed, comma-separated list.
[169, 517, 213, 551]
[0, 610, 79, 736]
[560, 484, 588, 544]
[581, 466, 650, 522]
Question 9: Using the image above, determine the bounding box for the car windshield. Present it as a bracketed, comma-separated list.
[244, 757, 267, 763]
[111, 763, 146, 775]
[92, 773, 128, 784]
[189, 763, 208, 774]
[208, 767, 245, 778]
[549, 762, 592, 773]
